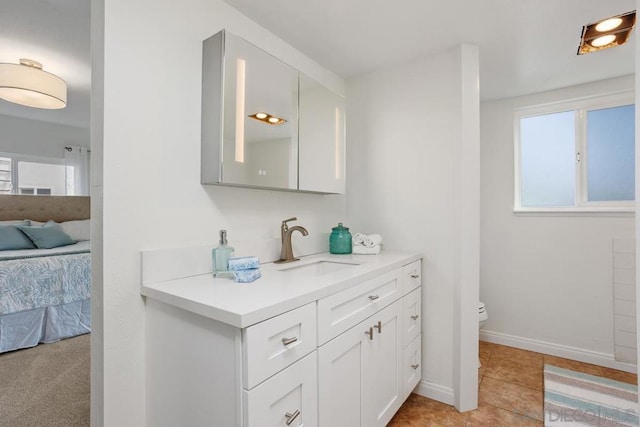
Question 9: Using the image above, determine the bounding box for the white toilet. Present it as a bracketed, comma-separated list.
[478, 302, 488, 368]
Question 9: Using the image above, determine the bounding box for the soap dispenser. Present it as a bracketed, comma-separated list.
[212, 230, 234, 278]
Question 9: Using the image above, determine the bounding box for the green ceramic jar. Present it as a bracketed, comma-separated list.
[329, 223, 352, 254]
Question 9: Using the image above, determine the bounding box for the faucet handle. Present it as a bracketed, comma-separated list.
[282, 217, 297, 229]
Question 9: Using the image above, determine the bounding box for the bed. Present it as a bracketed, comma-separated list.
[0, 195, 91, 353]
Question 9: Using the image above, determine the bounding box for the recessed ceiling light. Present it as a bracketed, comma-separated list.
[590, 34, 616, 47]
[595, 17, 623, 32]
[577, 10, 636, 55]
[255, 112, 267, 119]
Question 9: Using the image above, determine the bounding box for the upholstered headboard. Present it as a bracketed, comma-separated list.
[0, 195, 90, 222]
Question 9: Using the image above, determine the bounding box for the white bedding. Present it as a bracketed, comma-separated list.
[0, 240, 90, 261]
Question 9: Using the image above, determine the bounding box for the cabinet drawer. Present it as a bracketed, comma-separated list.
[244, 352, 318, 427]
[402, 260, 422, 294]
[402, 335, 422, 400]
[317, 269, 402, 345]
[403, 288, 422, 347]
[243, 302, 317, 389]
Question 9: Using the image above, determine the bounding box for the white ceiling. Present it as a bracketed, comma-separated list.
[224, 0, 636, 100]
[0, 0, 635, 129]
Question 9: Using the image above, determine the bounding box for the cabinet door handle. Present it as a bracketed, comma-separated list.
[410, 273, 419, 279]
[365, 327, 374, 340]
[368, 295, 379, 301]
[281, 337, 298, 346]
[411, 315, 419, 320]
[374, 320, 382, 334]
[411, 364, 420, 370]
[285, 409, 300, 425]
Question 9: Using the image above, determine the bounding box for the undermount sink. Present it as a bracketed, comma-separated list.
[279, 259, 359, 275]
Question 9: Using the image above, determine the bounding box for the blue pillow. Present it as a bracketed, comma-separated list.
[0, 221, 36, 250]
[17, 220, 76, 249]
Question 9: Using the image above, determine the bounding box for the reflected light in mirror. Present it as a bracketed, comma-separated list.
[249, 112, 287, 125]
[235, 58, 246, 163]
[335, 107, 340, 180]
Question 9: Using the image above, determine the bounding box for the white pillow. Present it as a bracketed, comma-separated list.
[60, 219, 91, 241]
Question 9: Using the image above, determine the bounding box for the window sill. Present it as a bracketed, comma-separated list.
[513, 207, 635, 217]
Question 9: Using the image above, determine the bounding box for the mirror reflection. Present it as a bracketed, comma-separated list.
[222, 32, 298, 190]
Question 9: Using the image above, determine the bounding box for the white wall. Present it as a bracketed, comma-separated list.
[480, 75, 635, 368]
[95, 0, 346, 424]
[346, 45, 480, 407]
[0, 114, 88, 159]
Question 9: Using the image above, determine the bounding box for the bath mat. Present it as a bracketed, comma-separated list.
[544, 364, 639, 426]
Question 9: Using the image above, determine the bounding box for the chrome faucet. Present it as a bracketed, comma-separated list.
[274, 217, 308, 264]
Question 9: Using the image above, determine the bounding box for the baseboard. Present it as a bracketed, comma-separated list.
[480, 330, 637, 374]
[413, 380, 455, 406]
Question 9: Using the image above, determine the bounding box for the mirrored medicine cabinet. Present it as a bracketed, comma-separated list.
[201, 29, 345, 194]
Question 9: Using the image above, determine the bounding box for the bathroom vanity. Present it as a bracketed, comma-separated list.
[142, 252, 422, 427]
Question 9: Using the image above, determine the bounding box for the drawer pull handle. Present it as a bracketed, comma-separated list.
[411, 364, 420, 370]
[368, 295, 379, 301]
[411, 315, 419, 320]
[365, 327, 374, 340]
[374, 320, 382, 333]
[285, 410, 300, 425]
[281, 337, 298, 346]
[410, 273, 419, 279]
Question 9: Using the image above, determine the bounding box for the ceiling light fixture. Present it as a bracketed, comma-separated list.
[578, 11, 636, 55]
[249, 112, 287, 125]
[0, 58, 67, 109]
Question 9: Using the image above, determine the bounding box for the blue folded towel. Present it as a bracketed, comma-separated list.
[228, 256, 260, 271]
[233, 268, 261, 283]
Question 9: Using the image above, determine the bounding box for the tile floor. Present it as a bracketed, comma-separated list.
[388, 341, 638, 426]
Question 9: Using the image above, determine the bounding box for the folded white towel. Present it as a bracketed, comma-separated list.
[352, 233, 366, 245]
[353, 245, 381, 255]
[363, 234, 383, 248]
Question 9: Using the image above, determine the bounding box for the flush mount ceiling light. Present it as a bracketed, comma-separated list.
[578, 11, 636, 55]
[0, 58, 67, 109]
[248, 112, 287, 125]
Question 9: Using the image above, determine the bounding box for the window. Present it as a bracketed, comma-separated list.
[515, 93, 635, 212]
[0, 154, 71, 196]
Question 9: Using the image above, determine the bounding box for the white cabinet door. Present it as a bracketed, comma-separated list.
[361, 300, 403, 427]
[318, 317, 364, 427]
[402, 335, 422, 399]
[403, 288, 422, 347]
[244, 352, 318, 427]
[318, 300, 403, 427]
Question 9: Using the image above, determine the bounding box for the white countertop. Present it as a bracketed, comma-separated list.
[141, 251, 421, 328]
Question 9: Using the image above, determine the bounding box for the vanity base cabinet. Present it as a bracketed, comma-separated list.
[146, 298, 316, 427]
[318, 299, 403, 427]
[145, 257, 422, 427]
[146, 298, 243, 427]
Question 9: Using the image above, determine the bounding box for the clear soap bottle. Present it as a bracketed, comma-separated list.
[212, 230, 234, 278]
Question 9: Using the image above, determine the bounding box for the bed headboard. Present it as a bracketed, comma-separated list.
[0, 195, 90, 222]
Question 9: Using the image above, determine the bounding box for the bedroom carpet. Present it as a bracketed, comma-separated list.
[0, 334, 90, 427]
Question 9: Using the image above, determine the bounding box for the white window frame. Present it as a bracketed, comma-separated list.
[0, 152, 67, 195]
[514, 91, 635, 214]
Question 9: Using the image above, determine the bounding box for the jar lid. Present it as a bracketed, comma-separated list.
[332, 222, 349, 231]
